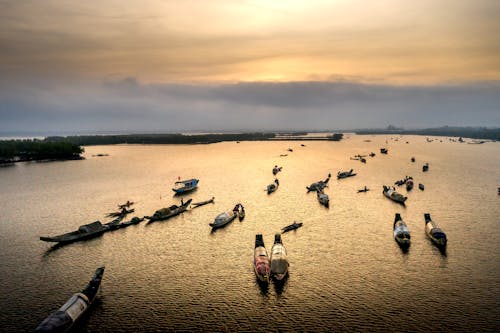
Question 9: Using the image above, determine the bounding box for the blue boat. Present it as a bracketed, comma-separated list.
[172, 178, 199, 194]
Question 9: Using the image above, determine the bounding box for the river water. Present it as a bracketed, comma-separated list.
[0, 135, 499, 332]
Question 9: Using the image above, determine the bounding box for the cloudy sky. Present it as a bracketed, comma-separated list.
[1, 0, 499, 133]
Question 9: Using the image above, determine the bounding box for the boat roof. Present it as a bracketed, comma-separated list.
[175, 178, 197, 184]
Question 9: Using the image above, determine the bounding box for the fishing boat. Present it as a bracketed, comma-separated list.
[369, 152, 376, 157]
[191, 197, 215, 208]
[422, 163, 429, 172]
[424, 213, 447, 247]
[117, 216, 144, 229]
[281, 221, 303, 233]
[145, 199, 192, 223]
[270, 234, 289, 281]
[209, 209, 237, 229]
[272, 165, 282, 175]
[393, 213, 411, 248]
[267, 179, 279, 194]
[411, 157, 415, 162]
[357, 187, 370, 193]
[383, 186, 407, 204]
[106, 208, 134, 218]
[253, 234, 270, 283]
[337, 169, 356, 179]
[104, 216, 124, 231]
[40, 221, 108, 244]
[406, 177, 414, 191]
[380, 148, 388, 154]
[317, 190, 329, 207]
[306, 174, 331, 192]
[237, 204, 245, 221]
[118, 201, 134, 209]
[172, 178, 199, 194]
[419, 183, 425, 191]
[35, 267, 105, 333]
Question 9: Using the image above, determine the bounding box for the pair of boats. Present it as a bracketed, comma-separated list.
[337, 169, 356, 179]
[253, 234, 289, 283]
[209, 204, 245, 229]
[267, 179, 279, 194]
[393, 213, 447, 249]
[145, 199, 192, 223]
[383, 185, 408, 204]
[36, 267, 105, 332]
[172, 178, 199, 194]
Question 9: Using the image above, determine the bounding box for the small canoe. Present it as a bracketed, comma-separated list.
[337, 169, 356, 179]
[40, 221, 108, 244]
[191, 197, 215, 208]
[418, 183, 425, 191]
[172, 178, 199, 194]
[253, 234, 270, 283]
[270, 234, 289, 281]
[36, 267, 105, 333]
[210, 210, 237, 229]
[118, 201, 134, 209]
[383, 186, 407, 204]
[425, 213, 447, 247]
[267, 179, 279, 194]
[272, 166, 282, 175]
[145, 199, 192, 223]
[393, 213, 411, 248]
[281, 222, 303, 233]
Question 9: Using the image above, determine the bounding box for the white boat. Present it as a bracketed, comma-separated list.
[270, 234, 289, 281]
[393, 213, 411, 248]
[383, 186, 407, 204]
[424, 213, 447, 247]
[209, 210, 237, 229]
[317, 190, 329, 207]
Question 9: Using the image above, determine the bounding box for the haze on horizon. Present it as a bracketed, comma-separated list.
[1, 0, 499, 134]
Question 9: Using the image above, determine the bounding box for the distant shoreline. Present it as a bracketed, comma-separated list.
[354, 126, 499, 141]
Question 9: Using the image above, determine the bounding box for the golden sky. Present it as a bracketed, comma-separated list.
[1, 0, 499, 84]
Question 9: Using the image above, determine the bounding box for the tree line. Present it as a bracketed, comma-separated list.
[0, 140, 84, 163]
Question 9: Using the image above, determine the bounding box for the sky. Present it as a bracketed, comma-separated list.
[1, 0, 499, 133]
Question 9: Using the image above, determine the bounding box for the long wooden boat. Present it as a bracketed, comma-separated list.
[337, 169, 356, 179]
[172, 178, 199, 194]
[117, 216, 144, 229]
[210, 210, 237, 229]
[145, 199, 192, 223]
[425, 213, 447, 247]
[253, 234, 270, 283]
[191, 197, 215, 208]
[35, 267, 105, 333]
[393, 213, 411, 248]
[383, 186, 407, 204]
[40, 221, 108, 244]
[106, 208, 134, 218]
[281, 221, 303, 233]
[306, 174, 331, 192]
[270, 234, 289, 281]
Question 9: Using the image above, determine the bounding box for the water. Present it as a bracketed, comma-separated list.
[0, 135, 499, 332]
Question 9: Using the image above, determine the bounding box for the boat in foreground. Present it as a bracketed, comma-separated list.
[383, 186, 407, 204]
[172, 178, 199, 194]
[36, 267, 105, 333]
[393, 213, 411, 248]
[281, 221, 303, 233]
[210, 208, 237, 229]
[425, 213, 447, 247]
[40, 221, 108, 244]
[337, 169, 356, 179]
[145, 199, 192, 223]
[270, 234, 289, 281]
[253, 234, 270, 283]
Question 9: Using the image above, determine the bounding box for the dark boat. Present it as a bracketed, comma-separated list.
[383, 185, 407, 204]
[237, 204, 245, 221]
[117, 216, 144, 229]
[35, 267, 105, 333]
[425, 213, 447, 247]
[267, 179, 279, 194]
[422, 163, 429, 172]
[419, 183, 425, 191]
[369, 152, 376, 157]
[380, 148, 388, 154]
[393, 213, 411, 249]
[40, 221, 108, 244]
[337, 169, 356, 179]
[411, 157, 415, 162]
[254, 234, 270, 283]
[118, 201, 134, 209]
[209, 208, 237, 229]
[104, 216, 124, 231]
[270, 234, 289, 281]
[281, 221, 303, 233]
[287, 148, 293, 152]
[145, 199, 192, 223]
[306, 174, 331, 192]
[406, 177, 414, 191]
[172, 178, 199, 194]
[191, 197, 215, 208]
[317, 190, 329, 207]
[106, 208, 134, 218]
[357, 187, 370, 193]
[272, 165, 283, 175]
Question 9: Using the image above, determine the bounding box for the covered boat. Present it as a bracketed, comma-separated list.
[172, 178, 199, 194]
[337, 169, 356, 179]
[383, 186, 407, 204]
[306, 174, 331, 192]
[117, 216, 144, 229]
[419, 183, 425, 191]
[40, 221, 108, 244]
[145, 199, 192, 223]
[317, 190, 329, 207]
[380, 148, 388, 154]
[267, 179, 279, 194]
[424, 213, 447, 247]
[270, 234, 289, 281]
[272, 165, 282, 175]
[406, 177, 414, 191]
[210, 209, 237, 229]
[281, 221, 303, 233]
[253, 234, 270, 283]
[393, 213, 411, 248]
[36, 267, 105, 333]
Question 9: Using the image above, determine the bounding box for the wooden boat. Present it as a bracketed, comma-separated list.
[145, 199, 192, 223]
[287, 148, 293, 152]
[337, 169, 356, 179]
[118, 201, 134, 209]
[237, 204, 245, 221]
[272, 165, 282, 175]
[40, 221, 108, 244]
[281, 221, 303, 233]
[383, 186, 407, 204]
[306, 174, 331, 192]
[117, 216, 144, 229]
[357, 187, 370, 193]
[424, 213, 447, 247]
[393, 213, 411, 248]
[317, 190, 329, 207]
[369, 152, 376, 157]
[380, 148, 388, 154]
[253, 234, 270, 283]
[270, 234, 289, 281]
[422, 163, 429, 172]
[104, 216, 124, 231]
[209, 209, 237, 229]
[106, 208, 134, 218]
[419, 183, 425, 191]
[35, 267, 105, 333]
[411, 157, 415, 162]
[267, 179, 279, 194]
[172, 178, 199, 194]
[191, 197, 215, 208]
[406, 177, 414, 191]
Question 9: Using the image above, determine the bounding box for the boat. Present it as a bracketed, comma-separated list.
[117, 216, 144, 229]
[35, 267, 105, 333]
[317, 190, 329, 207]
[270, 234, 289, 281]
[337, 169, 356, 179]
[172, 178, 199, 194]
[237, 204, 245, 221]
[422, 163, 429, 172]
[191, 197, 215, 208]
[287, 148, 293, 152]
[272, 165, 283, 175]
[267, 179, 279, 194]
[209, 209, 237, 229]
[104, 216, 124, 231]
[306, 174, 331, 192]
[393, 213, 411, 248]
[380, 148, 388, 154]
[411, 157, 415, 162]
[145, 199, 192, 223]
[424, 213, 447, 247]
[369, 152, 376, 157]
[418, 183, 425, 191]
[383, 186, 407, 204]
[281, 221, 303, 233]
[361, 158, 366, 163]
[357, 187, 370, 193]
[406, 177, 414, 191]
[301, 144, 306, 147]
[106, 208, 134, 218]
[253, 234, 270, 283]
[40, 221, 108, 244]
[118, 201, 134, 209]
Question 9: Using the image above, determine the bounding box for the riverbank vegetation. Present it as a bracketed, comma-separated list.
[355, 126, 500, 141]
[0, 140, 84, 163]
